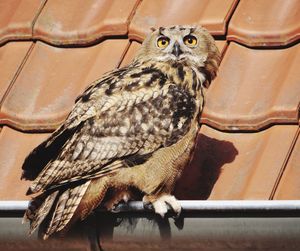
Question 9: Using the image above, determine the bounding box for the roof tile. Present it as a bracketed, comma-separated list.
[120, 41, 141, 67]
[0, 127, 49, 200]
[209, 125, 298, 199]
[129, 0, 238, 41]
[215, 40, 228, 56]
[175, 125, 298, 200]
[0, 40, 129, 131]
[33, 0, 139, 45]
[228, 0, 300, 46]
[274, 128, 300, 199]
[0, 0, 46, 45]
[201, 42, 300, 131]
[0, 42, 32, 104]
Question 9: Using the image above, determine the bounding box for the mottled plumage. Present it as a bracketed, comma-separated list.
[21, 25, 220, 239]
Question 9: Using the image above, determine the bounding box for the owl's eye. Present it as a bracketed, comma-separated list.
[157, 36, 170, 48]
[183, 35, 197, 47]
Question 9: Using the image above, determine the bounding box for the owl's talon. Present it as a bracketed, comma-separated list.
[142, 196, 154, 210]
[143, 202, 154, 211]
[143, 195, 181, 218]
[111, 205, 121, 213]
[162, 195, 182, 217]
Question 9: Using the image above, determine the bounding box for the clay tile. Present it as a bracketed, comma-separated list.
[175, 125, 299, 200]
[228, 0, 300, 47]
[0, 40, 129, 131]
[0, 42, 32, 104]
[201, 42, 300, 131]
[0, 127, 49, 200]
[129, 0, 238, 41]
[33, 0, 139, 46]
[0, 0, 46, 45]
[274, 128, 300, 199]
[215, 40, 227, 56]
[120, 41, 141, 67]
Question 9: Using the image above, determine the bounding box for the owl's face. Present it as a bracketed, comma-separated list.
[135, 25, 219, 68]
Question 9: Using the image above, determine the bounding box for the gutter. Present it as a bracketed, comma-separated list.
[1, 200, 300, 250]
[1, 200, 300, 217]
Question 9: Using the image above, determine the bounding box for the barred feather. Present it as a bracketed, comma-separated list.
[43, 181, 90, 239]
[24, 190, 59, 235]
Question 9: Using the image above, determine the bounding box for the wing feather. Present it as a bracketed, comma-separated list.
[24, 63, 197, 195]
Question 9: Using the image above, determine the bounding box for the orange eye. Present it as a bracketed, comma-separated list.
[184, 35, 197, 47]
[157, 36, 170, 48]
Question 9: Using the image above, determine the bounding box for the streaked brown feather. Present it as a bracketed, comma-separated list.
[28, 73, 196, 195]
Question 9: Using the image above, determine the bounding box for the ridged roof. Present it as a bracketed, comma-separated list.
[0, 0, 299, 200]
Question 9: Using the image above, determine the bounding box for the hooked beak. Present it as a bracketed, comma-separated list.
[172, 41, 183, 57]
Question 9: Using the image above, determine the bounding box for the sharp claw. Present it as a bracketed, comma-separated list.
[111, 207, 120, 213]
[143, 202, 154, 211]
[174, 214, 184, 230]
[142, 196, 153, 210]
[170, 210, 181, 219]
[162, 195, 181, 216]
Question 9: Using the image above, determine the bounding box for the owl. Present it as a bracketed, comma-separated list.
[21, 25, 220, 239]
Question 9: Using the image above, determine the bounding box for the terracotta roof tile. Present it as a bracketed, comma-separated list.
[129, 0, 238, 41]
[0, 0, 46, 45]
[0, 40, 129, 131]
[120, 41, 141, 67]
[274, 128, 300, 199]
[228, 0, 300, 46]
[0, 127, 49, 200]
[175, 125, 299, 200]
[215, 40, 228, 56]
[209, 125, 299, 199]
[0, 42, 32, 103]
[201, 42, 300, 131]
[33, 0, 139, 46]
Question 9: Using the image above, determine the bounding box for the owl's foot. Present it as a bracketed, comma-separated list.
[143, 194, 181, 218]
[105, 190, 132, 212]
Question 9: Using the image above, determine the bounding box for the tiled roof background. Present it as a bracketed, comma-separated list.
[0, 0, 299, 201]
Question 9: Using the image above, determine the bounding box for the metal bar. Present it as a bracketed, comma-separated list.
[114, 200, 300, 212]
[1, 200, 300, 213]
[0, 201, 28, 211]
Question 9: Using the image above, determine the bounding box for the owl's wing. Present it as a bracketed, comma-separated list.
[22, 65, 197, 195]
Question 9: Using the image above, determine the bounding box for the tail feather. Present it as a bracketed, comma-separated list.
[43, 181, 90, 239]
[56, 181, 91, 232]
[25, 181, 90, 239]
[24, 190, 59, 235]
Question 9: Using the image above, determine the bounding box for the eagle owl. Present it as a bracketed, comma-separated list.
[21, 25, 220, 239]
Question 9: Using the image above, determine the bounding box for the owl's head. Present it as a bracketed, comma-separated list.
[135, 25, 220, 68]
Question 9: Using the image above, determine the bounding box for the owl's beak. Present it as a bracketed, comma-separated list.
[172, 42, 183, 57]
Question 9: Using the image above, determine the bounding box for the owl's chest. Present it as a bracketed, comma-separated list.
[138, 119, 199, 192]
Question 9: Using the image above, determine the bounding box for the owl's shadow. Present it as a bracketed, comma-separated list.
[174, 133, 239, 199]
